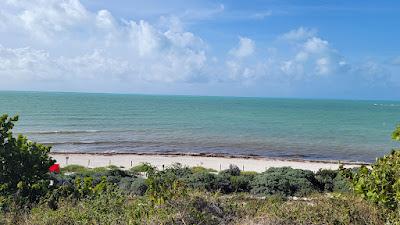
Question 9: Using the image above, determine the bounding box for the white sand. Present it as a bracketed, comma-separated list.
[50, 153, 365, 172]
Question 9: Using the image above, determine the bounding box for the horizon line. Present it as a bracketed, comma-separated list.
[0, 89, 399, 102]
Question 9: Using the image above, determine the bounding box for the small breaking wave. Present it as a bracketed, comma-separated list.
[44, 140, 163, 146]
[25, 130, 102, 135]
[373, 103, 400, 107]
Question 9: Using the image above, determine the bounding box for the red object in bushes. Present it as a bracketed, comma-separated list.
[49, 164, 60, 173]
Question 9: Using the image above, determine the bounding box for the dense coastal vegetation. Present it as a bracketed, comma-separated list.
[1, 114, 400, 224]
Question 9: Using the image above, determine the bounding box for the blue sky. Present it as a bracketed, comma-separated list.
[1, 0, 399, 99]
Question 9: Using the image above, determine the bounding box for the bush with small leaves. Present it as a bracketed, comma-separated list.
[214, 174, 233, 194]
[118, 177, 148, 196]
[315, 169, 351, 193]
[351, 150, 400, 210]
[130, 162, 156, 175]
[0, 114, 55, 206]
[163, 163, 193, 178]
[185, 172, 217, 191]
[349, 126, 400, 210]
[251, 167, 320, 197]
[61, 165, 88, 174]
[315, 169, 338, 191]
[145, 164, 189, 205]
[190, 166, 217, 174]
[230, 174, 254, 192]
[219, 164, 241, 176]
[392, 125, 400, 141]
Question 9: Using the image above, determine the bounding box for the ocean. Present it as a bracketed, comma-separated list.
[0, 91, 399, 162]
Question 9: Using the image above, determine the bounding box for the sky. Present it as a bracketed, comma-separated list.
[0, 0, 400, 100]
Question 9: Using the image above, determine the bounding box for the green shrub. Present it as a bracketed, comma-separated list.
[63, 166, 133, 186]
[145, 164, 189, 205]
[240, 171, 258, 176]
[185, 170, 254, 193]
[214, 165, 244, 194]
[185, 172, 216, 191]
[45, 175, 117, 210]
[118, 177, 148, 196]
[130, 178, 148, 196]
[214, 174, 234, 194]
[219, 164, 241, 176]
[163, 163, 192, 178]
[89, 167, 108, 174]
[190, 166, 217, 174]
[251, 167, 320, 197]
[230, 174, 254, 192]
[351, 150, 400, 210]
[392, 124, 400, 141]
[0, 114, 55, 205]
[62, 165, 88, 174]
[315, 169, 337, 191]
[332, 172, 352, 193]
[315, 169, 351, 193]
[130, 163, 155, 174]
[348, 126, 400, 210]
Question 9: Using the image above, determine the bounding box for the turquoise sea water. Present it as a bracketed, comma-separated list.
[0, 91, 399, 162]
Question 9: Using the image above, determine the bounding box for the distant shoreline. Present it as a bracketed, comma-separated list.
[50, 151, 370, 172]
[2, 89, 400, 102]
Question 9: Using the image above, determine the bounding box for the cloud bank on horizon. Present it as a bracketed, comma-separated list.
[0, 0, 399, 99]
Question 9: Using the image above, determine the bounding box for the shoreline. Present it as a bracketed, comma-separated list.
[50, 151, 370, 172]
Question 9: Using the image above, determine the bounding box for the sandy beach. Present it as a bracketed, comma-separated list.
[50, 152, 368, 172]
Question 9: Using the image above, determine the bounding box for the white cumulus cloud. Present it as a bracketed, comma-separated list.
[229, 37, 255, 58]
[0, 0, 209, 83]
[280, 27, 317, 41]
[0, 0, 397, 97]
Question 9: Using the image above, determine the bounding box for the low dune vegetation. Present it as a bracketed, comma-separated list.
[1, 114, 400, 224]
[1, 162, 390, 225]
